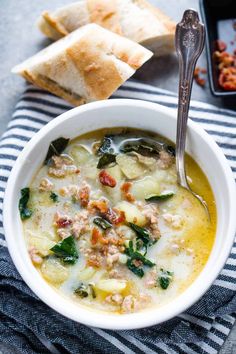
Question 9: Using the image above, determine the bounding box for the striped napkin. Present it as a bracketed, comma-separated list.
[0, 81, 236, 354]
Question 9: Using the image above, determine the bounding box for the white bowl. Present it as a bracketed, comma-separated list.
[3, 99, 236, 330]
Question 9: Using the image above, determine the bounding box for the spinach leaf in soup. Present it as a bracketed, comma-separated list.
[119, 138, 176, 162]
[50, 236, 78, 264]
[45, 137, 70, 164]
[74, 283, 89, 298]
[129, 223, 153, 246]
[96, 136, 117, 168]
[124, 240, 135, 257]
[97, 136, 114, 155]
[127, 258, 145, 278]
[97, 153, 116, 169]
[119, 138, 163, 157]
[158, 269, 174, 290]
[130, 251, 155, 267]
[89, 284, 96, 299]
[145, 192, 174, 202]
[93, 216, 112, 230]
[125, 240, 155, 278]
[136, 239, 147, 256]
[165, 145, 175, 156]
[19, 187, 33, 220]
[50, 192, 59, 202]
[74, 283, 96, 298]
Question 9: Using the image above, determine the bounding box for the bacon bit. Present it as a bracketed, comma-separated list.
[193, 67, 207, 75]
[195, 77, 206, 86]
[56, 218, 72, 228]
[200, 68, 207, 74]
[121, 182, 135, 202]
[121, 182, 131, 193]
[89, 199, 109, 214]
[102, 208, 117, 224]
[102, 208, 125, 225]
[213, 47, 236, 91]
[194, 67, 207, 87]
[125, 193, 134, 202]
[89, 201, 125, 225]
[114, 209, 126, 224]
[193, 67, 200, 77]
[79, 184, 90, 207]
[91, 227, 108, 245]
[217, 52, 234, 69]
[91, 227, 100, 245]
[219, 67, 236, 90]
[215, 39, 227, 52]
[99, 170, 117, 188]
[54, 212, 72, 228]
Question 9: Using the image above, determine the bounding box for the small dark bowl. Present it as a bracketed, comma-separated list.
[199, 0, 236, 97]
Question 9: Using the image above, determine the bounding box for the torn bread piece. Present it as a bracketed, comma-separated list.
[12, 24, 153, 106]
[38, 0, 176, 57]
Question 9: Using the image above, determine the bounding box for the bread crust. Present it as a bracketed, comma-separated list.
[133, 0, 176, 34]
[21, 69, 85, 106]
[13, 24, 153, 105]
[66, 39, 124, 100]
[38, 0, 175, 56]
[42, 11, 68, 39]
[87, 0, 122, 35]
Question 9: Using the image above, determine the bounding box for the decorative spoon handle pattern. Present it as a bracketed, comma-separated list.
[175, 9, 209, 216]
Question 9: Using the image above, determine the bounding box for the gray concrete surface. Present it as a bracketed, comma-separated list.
[0, 0, 235, 353]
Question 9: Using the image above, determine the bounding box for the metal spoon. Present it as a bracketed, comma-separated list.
[175, 9, 210, 217]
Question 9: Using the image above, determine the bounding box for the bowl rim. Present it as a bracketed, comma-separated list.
[3, 98, 236, 330]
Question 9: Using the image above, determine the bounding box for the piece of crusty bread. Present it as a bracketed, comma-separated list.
[38, 0, 176, 57]
[12, 24, 153, 106]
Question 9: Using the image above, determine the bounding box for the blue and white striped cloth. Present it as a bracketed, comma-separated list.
[0, 81, 235, 354]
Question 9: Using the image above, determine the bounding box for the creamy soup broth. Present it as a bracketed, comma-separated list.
[22, 128, 216, 314]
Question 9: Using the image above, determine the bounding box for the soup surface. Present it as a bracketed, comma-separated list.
[22, 128, 216, 314]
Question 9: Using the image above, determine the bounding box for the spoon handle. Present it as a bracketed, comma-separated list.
[175, 9, 205, 188]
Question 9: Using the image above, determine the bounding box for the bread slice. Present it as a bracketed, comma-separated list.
[38, 0, 176, 56]
[12, 24, 153, 106]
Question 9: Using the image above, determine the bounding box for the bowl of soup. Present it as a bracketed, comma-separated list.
[3, 99, 236, 329]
